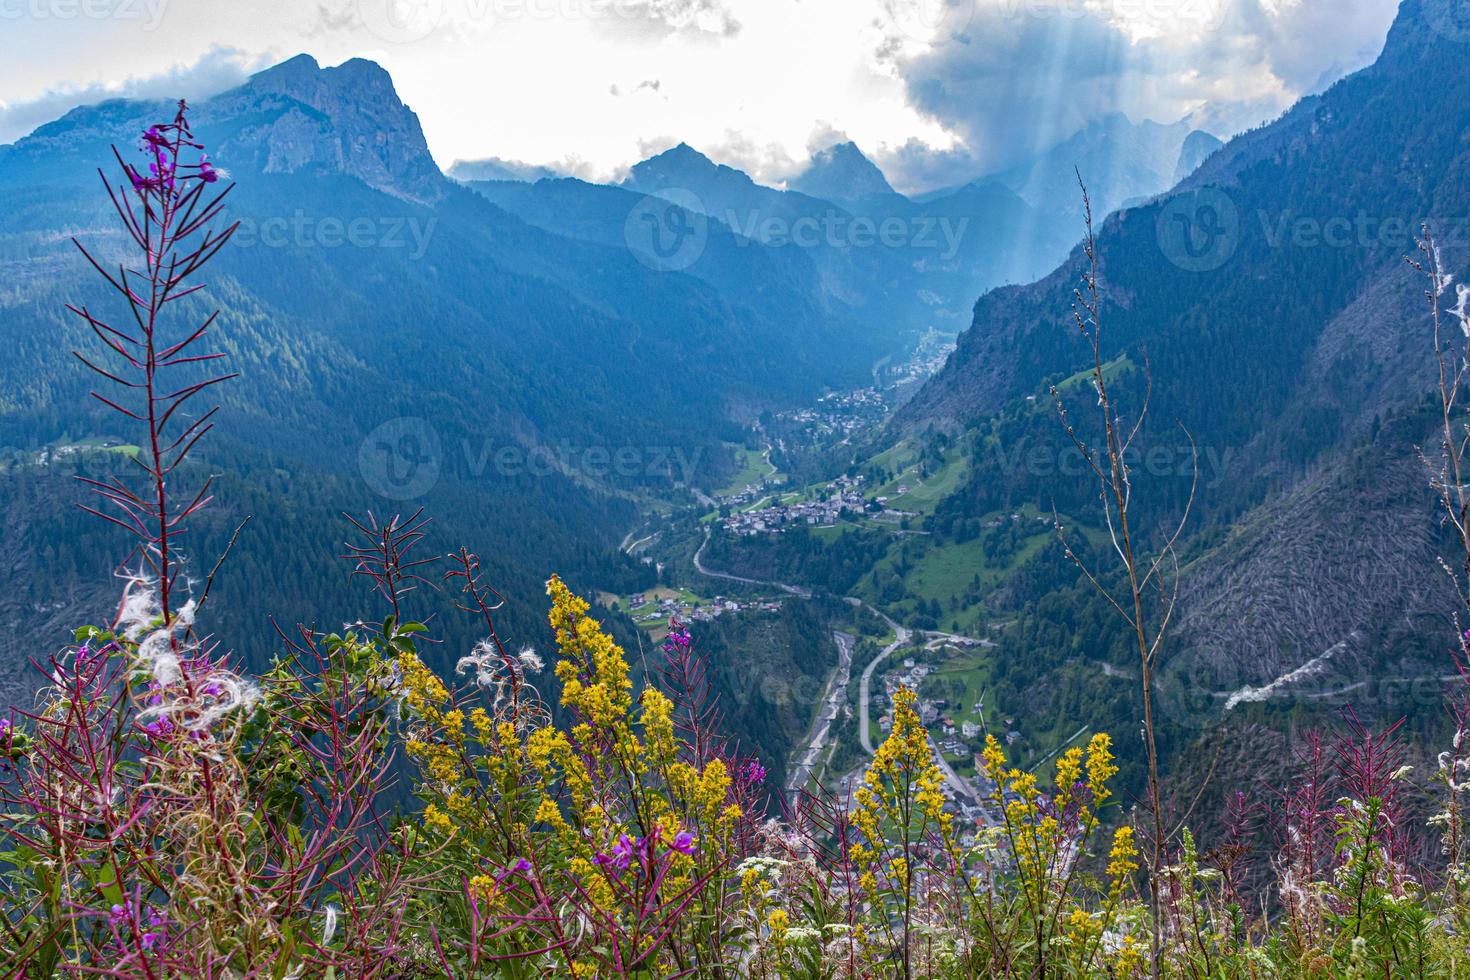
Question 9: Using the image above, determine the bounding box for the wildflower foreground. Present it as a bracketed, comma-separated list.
[0, 571, 1464, 977]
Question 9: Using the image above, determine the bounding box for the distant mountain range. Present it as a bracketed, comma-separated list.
[988, 113, 1222, 221]
[447, 157, 562, 183]
[463, 116, 1217, 337]
[0, 53, 894, 706]
[0, 41, 1246, 743]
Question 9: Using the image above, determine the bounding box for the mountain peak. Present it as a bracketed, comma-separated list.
[212, 55, 442, 201]
[654, 142, 715, 168]
[790, 141, 896, 204]
[245, 54, 398, 104]
[625, 141, 734, 193]
[1171, 129, 1224, 183]
[249, 52, 320, 84]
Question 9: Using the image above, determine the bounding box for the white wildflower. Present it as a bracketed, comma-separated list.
[517, 647, 543, 673]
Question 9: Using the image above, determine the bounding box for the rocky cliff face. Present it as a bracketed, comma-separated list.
[204, 54, 444, 202]
[1, 55, 446, 203]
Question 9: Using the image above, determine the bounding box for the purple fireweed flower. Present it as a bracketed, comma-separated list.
[740, 760, 767, 786]
[141, 931, 162, 950]
[198, 156, 219, 183]
[494, 857, 533, 885]
[109, 901, 133, 927]
[595, 834, 636, 871]
[142, 717, 174, 739]
[670, 830, 697, 855]
[663, 624, 692, 654]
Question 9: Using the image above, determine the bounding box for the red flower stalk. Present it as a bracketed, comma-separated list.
[68, 101, 239, 628]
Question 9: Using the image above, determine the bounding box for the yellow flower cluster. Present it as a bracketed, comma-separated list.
[1114, 935, 1147, 976]
[405, 737, 460, 785]
[527, 726, 594, 810]
[1107, 825, 1139, 894]
[423, 803, 453, 836]
[983, 731, 1120, 915]
[398, 650, 449, 718]
[547, 576, 633, 728]
[848, 686, 958, 909]
[399, 649, 472, 796]
[767, 907, 790, 944]
[640, 687, 677, 766]
[468, 873, 497, 905]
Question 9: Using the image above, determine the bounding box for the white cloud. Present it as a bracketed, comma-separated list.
[0, 46, 271, 145]
[877, 0, 1399, 190]
[0, 0, 1401, 193]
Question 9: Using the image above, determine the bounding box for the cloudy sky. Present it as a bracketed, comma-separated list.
[0, 0, 1400, 193]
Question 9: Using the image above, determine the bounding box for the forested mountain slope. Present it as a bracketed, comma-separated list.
[884, 0, 1470, 764]
[0, 55, 891, 706]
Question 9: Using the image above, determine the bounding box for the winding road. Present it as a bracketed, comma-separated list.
[693, 528, 812, 597]
[857, 615, 911, 754]
[694, 528, 980, 804]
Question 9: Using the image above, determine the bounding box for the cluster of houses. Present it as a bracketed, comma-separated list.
[627, 592, 783, 628]
[717, 472, 929, 536]
[876, 657, 937, 734]
[721, 489, 868, 535]
[776, 387, 888, 440]
[27, 439, 128, 468]
[888, 341, 956, 386]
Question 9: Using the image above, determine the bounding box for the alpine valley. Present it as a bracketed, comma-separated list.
[1, 0, 1466, 804]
